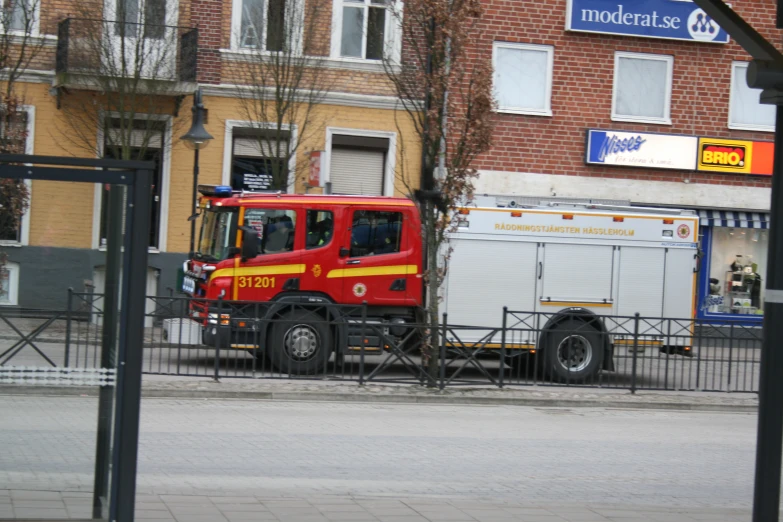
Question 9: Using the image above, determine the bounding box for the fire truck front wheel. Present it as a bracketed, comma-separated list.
[544, 319, 603, 383]
[268, 309, 332, 375]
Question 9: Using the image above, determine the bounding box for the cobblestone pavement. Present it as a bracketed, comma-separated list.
[0, 395, 760, 520]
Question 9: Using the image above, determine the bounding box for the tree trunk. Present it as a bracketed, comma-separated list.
[425, 200, 440, 387]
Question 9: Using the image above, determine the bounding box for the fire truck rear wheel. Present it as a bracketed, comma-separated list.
[544, 319, 603, 383]
[268, 309, 332, 375]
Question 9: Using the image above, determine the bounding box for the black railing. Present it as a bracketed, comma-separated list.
[0, 293, 763, 393]
[55, 18, 198, 84]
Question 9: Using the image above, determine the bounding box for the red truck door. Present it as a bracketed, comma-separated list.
[298, 207, 344, 302]
[229, 207, 303, 302]
[336, 208, 417, 306]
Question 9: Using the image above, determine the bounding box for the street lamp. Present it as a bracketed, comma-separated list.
[180, 87, 214, 255]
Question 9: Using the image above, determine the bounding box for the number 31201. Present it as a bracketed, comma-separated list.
[238, 276, 276, 288]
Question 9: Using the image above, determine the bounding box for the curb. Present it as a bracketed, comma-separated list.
[0, 385, 759, 413]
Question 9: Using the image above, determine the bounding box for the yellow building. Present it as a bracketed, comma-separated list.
[1, 0, 420, 308]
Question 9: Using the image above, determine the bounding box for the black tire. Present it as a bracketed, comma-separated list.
[267, 309, 332, 375]
[543, 319, 603, 382]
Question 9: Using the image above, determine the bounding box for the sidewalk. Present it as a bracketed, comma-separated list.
[0, 374, 760, 412]
[0, 490, 753, 522]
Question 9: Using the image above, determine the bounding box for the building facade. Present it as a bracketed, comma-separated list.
[473, 0, 776, 324]
[2, 0, 420, 309]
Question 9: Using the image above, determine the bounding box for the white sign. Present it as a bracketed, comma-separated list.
[586, 129, 698, 170]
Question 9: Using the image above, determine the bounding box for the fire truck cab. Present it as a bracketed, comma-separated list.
[182, 186, 423, 373]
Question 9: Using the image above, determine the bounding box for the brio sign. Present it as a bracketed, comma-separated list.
[697, 139, 752, 174]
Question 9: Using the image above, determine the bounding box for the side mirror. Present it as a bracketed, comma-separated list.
[239, 226, 259, 261]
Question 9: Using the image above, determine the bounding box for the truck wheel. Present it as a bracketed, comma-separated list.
[268, 309, 332, 375]
[544, 319, 603, 382]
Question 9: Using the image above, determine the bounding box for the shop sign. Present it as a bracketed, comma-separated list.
[566, 0, 729, 44]
[240, 172, 273, 192]
[697, 138, 773, 176]
[309, 151, 324, 187]
[586, 129, 698, 170]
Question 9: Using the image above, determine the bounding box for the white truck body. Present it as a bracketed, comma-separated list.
[442, 201, 699, 348]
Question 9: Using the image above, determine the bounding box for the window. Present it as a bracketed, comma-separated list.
[7, 0, 34, 32]
[704, 227, 767, 317]
[114, 0, 166, 39]
[231, 130, 289, 191]
[493, 42, 553, 116]
[350, 210, 401, 257]
[306, 210, 333, 249]
[337, 0, 389, 60]
[244, 208, 297, 254]
[236, 0, 288, 51]
[729, 62, 775, 132]
[0, 262, 19, 306]
[328, 133, 390, 195]
[612, 52, 673, 124]
[100, 121, 165, 249]
[0, 110, 29, 244]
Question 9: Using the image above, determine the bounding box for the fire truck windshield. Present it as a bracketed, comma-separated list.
[197, 209, 237, 261]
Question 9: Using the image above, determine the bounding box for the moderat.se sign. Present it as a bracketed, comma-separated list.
[566, 0, 730, 44]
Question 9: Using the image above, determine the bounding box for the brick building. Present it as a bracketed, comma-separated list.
[2, 0, 419, 309]
[472, 0, 775, 324]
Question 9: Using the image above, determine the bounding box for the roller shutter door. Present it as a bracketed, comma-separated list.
[330, 147, 384, 195]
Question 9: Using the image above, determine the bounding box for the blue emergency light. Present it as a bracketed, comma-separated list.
[198, 185, 233, 197]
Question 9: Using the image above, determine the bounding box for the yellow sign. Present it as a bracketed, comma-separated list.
[697, 138, 753, 174]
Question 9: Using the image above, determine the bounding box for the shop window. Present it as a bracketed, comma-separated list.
[729, 61, 775, 132]
[350, 210, 401, 257]
[612, 52, 673, 125]
[231, 129, 289, 191]
[493, 42, 553, 116]
[704, 227, 767, 316]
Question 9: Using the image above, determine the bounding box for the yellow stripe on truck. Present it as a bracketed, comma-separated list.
[212, 264, 307, 280]
[326, 265, 419, 279]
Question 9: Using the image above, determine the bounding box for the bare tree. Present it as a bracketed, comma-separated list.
[383, 0, 494, 382]
[55, 0, 191, 162]
[0, 0, 47, 289]
[230, 0, 333, 191]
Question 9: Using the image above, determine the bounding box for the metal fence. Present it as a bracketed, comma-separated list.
[0, 293, 763, 393]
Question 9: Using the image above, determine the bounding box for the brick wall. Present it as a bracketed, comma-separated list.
[190, 0, 222, 84]
[472, 0, 779, 194]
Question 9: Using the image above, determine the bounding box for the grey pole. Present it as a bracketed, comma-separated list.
[92, 182, 123, 519]
[109, 168, 152, 522]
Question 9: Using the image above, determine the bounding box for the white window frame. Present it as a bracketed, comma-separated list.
[729, 61, 775, 133]
[330, 0, 402, 64]
[92, 111, 173, 252]
[230, 0, 305, 54]
[0, 261, 19, 306]
[3, 0, 40, 37]
[612, 51, 673, 125]
[492, 41, 554, 117]
[0, 105, 34, 247]
[222, 119, 298, 191]
[324, 127, 396, 196]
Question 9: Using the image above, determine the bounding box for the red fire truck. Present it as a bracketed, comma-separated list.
[182, 186, 424, 374]
[182, 185, 698, 380]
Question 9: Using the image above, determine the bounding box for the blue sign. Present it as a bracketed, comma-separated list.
[566, 0, 730, 44]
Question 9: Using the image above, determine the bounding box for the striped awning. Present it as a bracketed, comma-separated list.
[698, 210, 769, 229]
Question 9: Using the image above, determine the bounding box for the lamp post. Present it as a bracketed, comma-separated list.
[180, 87, 214, 254]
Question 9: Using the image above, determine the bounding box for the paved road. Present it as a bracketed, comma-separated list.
[0, 396, 758, 511]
